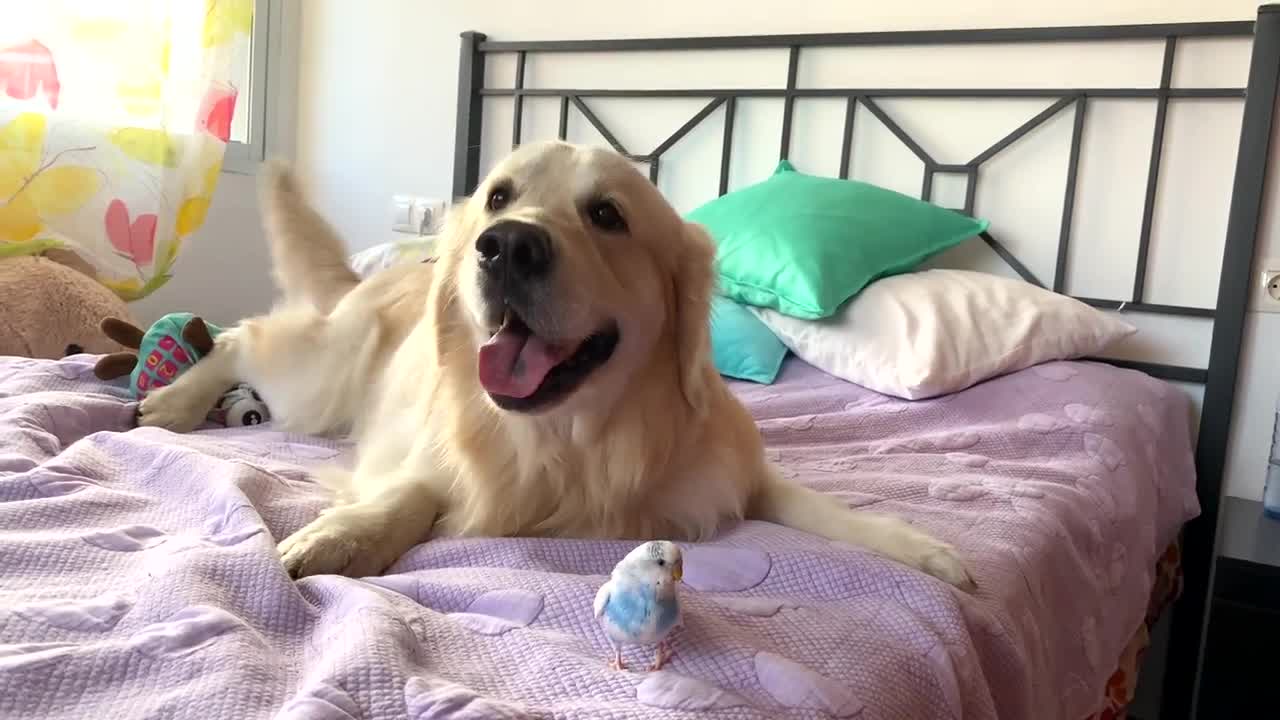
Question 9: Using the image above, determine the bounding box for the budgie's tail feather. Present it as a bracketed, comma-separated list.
[260, 160, 360, 314]
[749, 466, 977, 591]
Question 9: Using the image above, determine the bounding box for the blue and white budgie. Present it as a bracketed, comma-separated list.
[594, 540, 684, 671]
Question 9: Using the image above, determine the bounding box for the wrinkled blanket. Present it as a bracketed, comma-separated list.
[0, 354, 1199, 719]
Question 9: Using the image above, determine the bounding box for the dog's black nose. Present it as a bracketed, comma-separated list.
[476, 220, 552, 281]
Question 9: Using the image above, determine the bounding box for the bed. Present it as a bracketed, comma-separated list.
[0, 351, 1192, 719]
[3, 6, 1278, 720]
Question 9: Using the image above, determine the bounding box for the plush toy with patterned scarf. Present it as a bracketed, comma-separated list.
[92, 312, 270, 427]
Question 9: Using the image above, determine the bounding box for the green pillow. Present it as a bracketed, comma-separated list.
[709, 294, 788, 384]
[687, 160, 989, 319]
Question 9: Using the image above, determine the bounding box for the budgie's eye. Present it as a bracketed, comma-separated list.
[656, 559, 666, 566]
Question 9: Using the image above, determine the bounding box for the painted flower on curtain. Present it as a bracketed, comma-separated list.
[106, 199, 158, 267]
[0, 0, 253, 300]
[0, 113, 101, 254]
[0, 41, 61, 108]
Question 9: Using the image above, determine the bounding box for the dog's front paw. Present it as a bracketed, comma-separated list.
[277, 508, 399, 579]
[918, 540, 977, 593]
[138, 383, 214, 433]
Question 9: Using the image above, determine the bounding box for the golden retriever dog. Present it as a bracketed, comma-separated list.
[137, 140, 974, 589]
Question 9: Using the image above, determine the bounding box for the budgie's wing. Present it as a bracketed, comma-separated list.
[593, 582, 611, 619]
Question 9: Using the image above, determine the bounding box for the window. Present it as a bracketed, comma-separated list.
[1, 0, 288, 160]
[223, 0, 285, 174]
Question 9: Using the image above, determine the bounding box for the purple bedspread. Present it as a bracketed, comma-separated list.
[0, 353, 1198, 719]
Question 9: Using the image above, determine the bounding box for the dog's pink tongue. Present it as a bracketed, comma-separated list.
[478, 325, 573, 398]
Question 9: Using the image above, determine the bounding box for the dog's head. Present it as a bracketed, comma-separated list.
[436, 140, 716, 418]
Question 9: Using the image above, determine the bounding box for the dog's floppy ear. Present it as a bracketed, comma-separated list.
[672, 222, 717, 416]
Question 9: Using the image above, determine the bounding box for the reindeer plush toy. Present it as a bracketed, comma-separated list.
[93, 313, 270, 427]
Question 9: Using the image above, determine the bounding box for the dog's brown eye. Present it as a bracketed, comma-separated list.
[588, 200, 626, 232]
[487, 186, 511, 212]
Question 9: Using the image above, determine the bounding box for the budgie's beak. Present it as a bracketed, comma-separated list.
[672, 559, 683, 583]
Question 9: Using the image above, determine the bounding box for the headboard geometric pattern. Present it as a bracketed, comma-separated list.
[452, 7, 1280, 717]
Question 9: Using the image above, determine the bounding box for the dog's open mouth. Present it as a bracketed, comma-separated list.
[477, 309, 619, 412]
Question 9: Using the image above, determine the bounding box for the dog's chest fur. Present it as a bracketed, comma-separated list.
[433, 397, 750, 542]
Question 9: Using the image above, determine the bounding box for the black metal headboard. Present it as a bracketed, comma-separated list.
[452, 6, 1280, 717]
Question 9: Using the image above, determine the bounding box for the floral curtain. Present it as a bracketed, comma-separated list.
[0, 0, 252, 300]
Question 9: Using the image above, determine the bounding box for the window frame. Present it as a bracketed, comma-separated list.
[222, 0, 285, 175]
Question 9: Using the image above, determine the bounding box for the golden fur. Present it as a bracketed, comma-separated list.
[138, 140, 974, 589]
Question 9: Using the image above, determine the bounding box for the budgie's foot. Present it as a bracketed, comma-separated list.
[649, 640, 672, 671]
[608, 647, 627, 671]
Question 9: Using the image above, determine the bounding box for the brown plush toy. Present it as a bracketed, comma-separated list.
[0, 249, 135, 359]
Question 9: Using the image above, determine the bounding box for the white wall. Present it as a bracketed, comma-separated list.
[294, 0, 1264, 247]
[269, 0, 1273, 498]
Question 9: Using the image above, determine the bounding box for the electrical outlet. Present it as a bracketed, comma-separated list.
[391, 195, 447, 235]
[414, 198, 447, 234]
[1260, 258, 1280, 312]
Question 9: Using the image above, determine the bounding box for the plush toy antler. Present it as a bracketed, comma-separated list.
[181, 316, 214, 354]
[102, 317, 145, 347]
[93, 318, 145, 380]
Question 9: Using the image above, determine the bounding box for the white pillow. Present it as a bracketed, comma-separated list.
[751, 269, 1138, 400]
[348, 236, 437, 278]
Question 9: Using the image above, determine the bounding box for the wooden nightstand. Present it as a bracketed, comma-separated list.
[1195, 496, 1280, 717]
